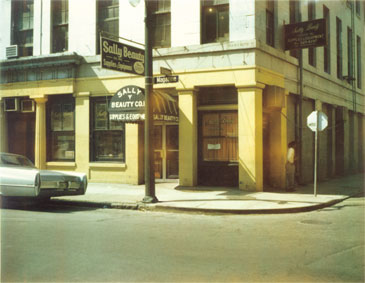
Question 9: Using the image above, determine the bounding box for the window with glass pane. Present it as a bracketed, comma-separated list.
[323, 5, 331, 74]
[308, 1, 316, 66]
[201, 112, 238, 162]
[336, 17, 343, 79]
[91, 97, 125, 162]
[97, 0, 119, 54]
[202, 1, 229, 44]
[12, 0, 34, 57]
[47, 95, 75, 161]
[266, 0, 274, 47]
[52, 0, 68, 53]
[356, 36, 361, 89]
[150, 0, 171, 48]
[347, 27, 353, 79]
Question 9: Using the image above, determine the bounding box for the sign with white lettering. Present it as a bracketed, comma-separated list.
[154, 75, 179, 84]
[284, 19, 327, 50]
[101, 37, 145, 76]
[109, 85, 146, 122]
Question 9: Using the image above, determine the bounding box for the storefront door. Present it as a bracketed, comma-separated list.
[154, 124, 179, 181]
[198, 111, 238, 187]
[7, 111, 36, 163]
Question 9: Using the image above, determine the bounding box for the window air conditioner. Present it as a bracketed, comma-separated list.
[21, 100, 35, 112]
[6, 45, 18, 58]
[4, 98, 19, 112]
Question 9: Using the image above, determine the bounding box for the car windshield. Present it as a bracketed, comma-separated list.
[0, 153, 35, 168]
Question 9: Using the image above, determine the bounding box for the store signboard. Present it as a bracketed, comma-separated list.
[284, 18, 326, 50]
[101, 37, 145, 76]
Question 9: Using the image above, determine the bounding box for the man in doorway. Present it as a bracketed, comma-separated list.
[286, 141, 296, 192]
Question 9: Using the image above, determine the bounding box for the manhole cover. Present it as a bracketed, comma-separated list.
[300, 220, 332, 225]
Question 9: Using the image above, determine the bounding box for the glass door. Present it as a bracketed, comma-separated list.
[153, 124, 179, 181]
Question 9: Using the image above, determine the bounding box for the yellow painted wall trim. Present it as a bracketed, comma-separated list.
[89, 162, 126, 169]
[198, 104, 238, 111]
[33, 97, 48, 103]
[46, 162, 76, 167]
[75, 91, 91, 97]
[236, 82, 266, 91]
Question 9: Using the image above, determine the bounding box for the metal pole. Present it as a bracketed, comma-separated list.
[143, 0, 157, 203]
[314, 111, 318, 197]
[298, 49, 303, 184]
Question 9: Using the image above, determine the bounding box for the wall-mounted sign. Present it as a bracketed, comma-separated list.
[284, 18, 326, 50]
[101, 37, 145, 76]
[108, 86, 179, 122]
[154, 75, 179, 84]
[109, 85, 146, 122]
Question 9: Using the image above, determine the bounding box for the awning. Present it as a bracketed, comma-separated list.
[108, 85, 179, 123]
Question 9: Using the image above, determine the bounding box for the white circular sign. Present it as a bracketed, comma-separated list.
[307, 111, 328, 132]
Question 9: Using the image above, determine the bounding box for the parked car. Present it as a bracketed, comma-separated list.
[0, 152, 87, 199]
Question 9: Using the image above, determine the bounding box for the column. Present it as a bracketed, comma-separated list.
[237, 85, 264, 191]
[0, 99, 8, 152]
[178, 88, 198, 187]
[34, 97, 48, 169]
[75, 93, 90, 175]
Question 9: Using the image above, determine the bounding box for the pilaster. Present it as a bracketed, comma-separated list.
[178, 88, 198, 187]
[0, 99, 8, 152]
[34, 97, 48, 169]
[237, 84, 264, 191]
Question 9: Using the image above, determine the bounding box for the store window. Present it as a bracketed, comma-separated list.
[97, 0, 119, 54]
[201, 112, 238, 162]
[90, 97, 125, 162]
[266, 0, 275, 47]
[150, 0, 171, 48]
[52, 0, 68, 53]
[202, 0, 229, 44]
[308, 1, 316, 67]
[11, 0, 34, 57]
[47, 95, 75, 161]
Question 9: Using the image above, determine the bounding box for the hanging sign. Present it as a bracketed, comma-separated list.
[109, 85, 146, 122]
[101, 37, 145, 76]
[284, 18, 327, 50]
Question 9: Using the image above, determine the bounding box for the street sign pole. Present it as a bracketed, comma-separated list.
[143, 0, 157, 203]
[314, 112, 319, 197]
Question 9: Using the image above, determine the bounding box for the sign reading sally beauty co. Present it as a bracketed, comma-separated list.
[284, 18, 327, 50]
[108, 85, 146, 122]
[101, 37, 145, 76]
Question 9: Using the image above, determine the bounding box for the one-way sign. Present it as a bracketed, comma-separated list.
[154, 75, 179, 84]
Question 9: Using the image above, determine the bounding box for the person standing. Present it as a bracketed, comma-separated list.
[286, 141, 296, 192]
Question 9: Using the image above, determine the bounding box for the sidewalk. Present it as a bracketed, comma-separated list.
[52, 173, 364, 214]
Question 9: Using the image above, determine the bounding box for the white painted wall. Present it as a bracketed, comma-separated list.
[69, 0, 97, 55]
[230, 0, 255, 41]
[171, 0, 201, 47]
[119, 0, 145, 47]
[0, 0, 12, 60]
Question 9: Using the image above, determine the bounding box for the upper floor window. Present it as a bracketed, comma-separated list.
[52, 0, 68, 53]
[357, 36, 362, 89]
[347, 27, 353, 79]
[355, 0, 360, 16]
[308, 1, 316, 66]
[150, 0, 171, 48]
[202, 0, 229, 44]
[97, 0, 119, 54]
[266, 0, 275, 47]
[289, 0, 300, 58]
[323, 5, 331, 74]
[336, 17, 343, 79]
[11, 0, 34, 57]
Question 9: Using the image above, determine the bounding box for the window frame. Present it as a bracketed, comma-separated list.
[336, 17, 343, 79]
[47, 94, 75, 162]
[97, 0, 119, 54]
[201, 1, 229, 44]
[150, 0, 171, 48]
[356, 36, 362, 89]
[90, 96, 126, 162]
[347, 27, 353, 79]
[308, 1, 316, 67]
[323, 5, 331, 74]
[289, 0, 300, 58]
[51, 0, 69, 53]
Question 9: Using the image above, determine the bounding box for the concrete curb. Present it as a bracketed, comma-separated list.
[50, 196, 350, 214]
